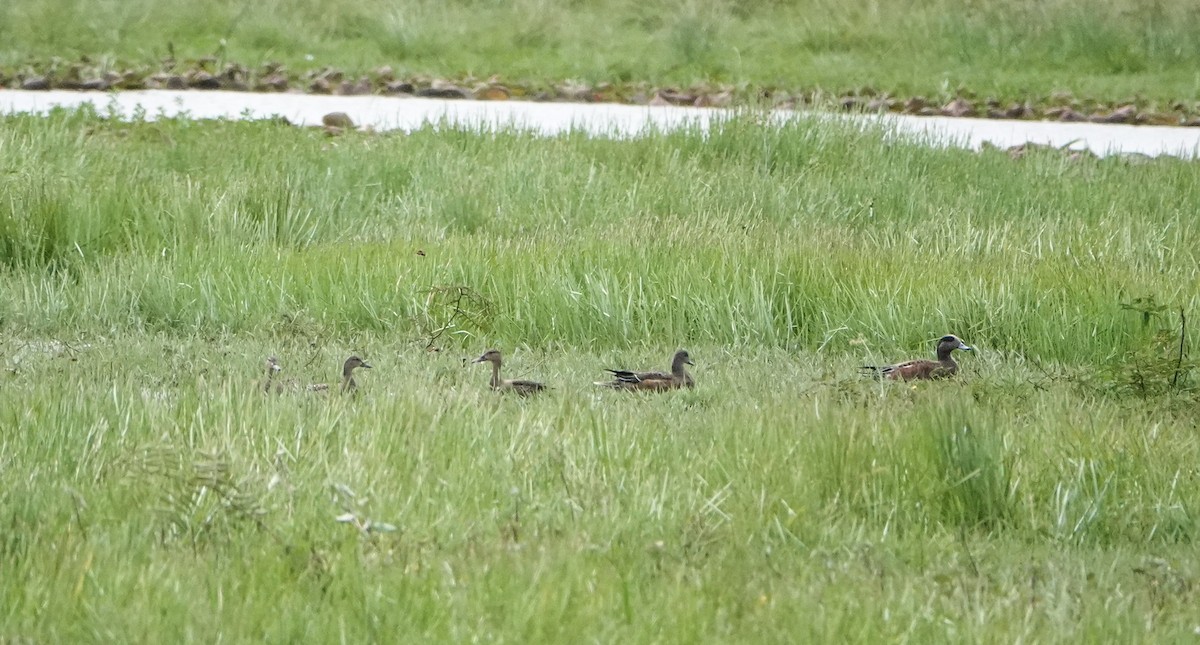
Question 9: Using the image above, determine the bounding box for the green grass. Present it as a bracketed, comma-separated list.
[3, 0, 1200, 105]
[2, 109, 1200, 642]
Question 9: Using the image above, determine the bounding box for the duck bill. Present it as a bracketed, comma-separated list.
[472, 355, 487, 364]
[958, 343, 973, 351]
[361, 362, 373, 369]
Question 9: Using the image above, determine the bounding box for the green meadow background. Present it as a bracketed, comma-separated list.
[3, 0, 1200, 641]
[1, 109, 1198, 642]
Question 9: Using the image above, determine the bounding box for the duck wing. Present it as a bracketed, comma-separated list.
[508, 379, 547, 396]
[598, 369, 681, 391]
[881, 359, 953, 381]
[605, 369, 672, 384]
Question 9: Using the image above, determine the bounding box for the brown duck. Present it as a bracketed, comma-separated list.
[862, 335, 973, 381]
[324, 355, 371, 393]
[597, 349, 695, 391]
[472, 349, 546, 396]
[268, 355, 371, 393]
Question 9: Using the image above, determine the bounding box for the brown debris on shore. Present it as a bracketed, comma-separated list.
[3, 57, 1199, 127]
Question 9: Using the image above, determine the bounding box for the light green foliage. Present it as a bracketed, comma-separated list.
[1, 110, 1199, 641]
[3, 0, 1200, 102]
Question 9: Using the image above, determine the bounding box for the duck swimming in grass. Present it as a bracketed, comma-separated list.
[328, 355, 371, 393]
[597, 349, 695, 391]
[263, 356, 285, 393]
[862, 335, 973, 381]
[472, 349, 546, 396]
[267, 355, 371, 394]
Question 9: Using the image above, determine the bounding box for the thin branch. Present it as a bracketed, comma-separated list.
[1172, 307, 1186, 388]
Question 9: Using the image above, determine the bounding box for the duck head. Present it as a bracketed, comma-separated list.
[343, 356, 372, 374]
[936, 335, 972, 359]
[473, 349, 502, 365]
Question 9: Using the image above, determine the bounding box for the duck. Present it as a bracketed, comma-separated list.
[472, 349, 546, 396]
[326, 355, 371, 393]
[597, 349, 695, 391]
[266, 355, 371, 393]
[262, 356, 285, 393]
[862, 335, 973, 381]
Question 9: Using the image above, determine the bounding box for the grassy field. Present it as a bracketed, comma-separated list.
[2, 108, 1199, 642]
[3, 0, 1200, 105]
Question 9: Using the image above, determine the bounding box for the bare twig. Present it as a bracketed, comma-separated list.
[421, 285, 491, 351]
[1172, 307, 1187, 388]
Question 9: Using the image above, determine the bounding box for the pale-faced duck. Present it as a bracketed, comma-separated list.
[263, 356, 285, 393]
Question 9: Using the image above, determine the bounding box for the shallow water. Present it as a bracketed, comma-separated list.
[2, 89, 1198, 159]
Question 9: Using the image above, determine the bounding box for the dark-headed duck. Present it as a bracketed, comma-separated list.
[597, 349, 695, 391]
[863, 335, 973, 381]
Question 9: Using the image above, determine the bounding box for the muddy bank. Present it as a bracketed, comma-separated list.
[4, 58, 1200, 127]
